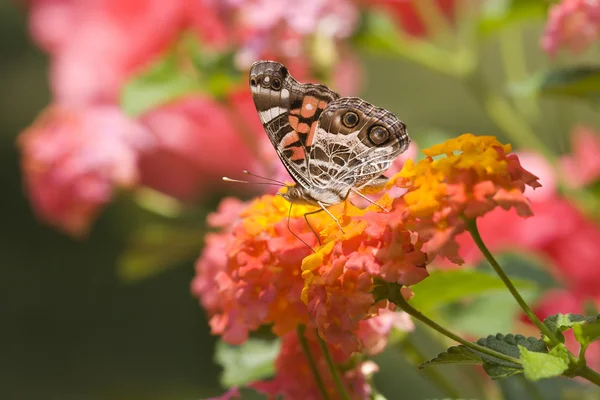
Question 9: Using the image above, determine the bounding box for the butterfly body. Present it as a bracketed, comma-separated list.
[249, 60, 410, 209]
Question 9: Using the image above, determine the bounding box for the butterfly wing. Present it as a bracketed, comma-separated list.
[249, 61, 340, 188]
[307, 97, 410, 197]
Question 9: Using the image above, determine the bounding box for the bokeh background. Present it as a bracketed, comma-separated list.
[2, 1, 600, 399]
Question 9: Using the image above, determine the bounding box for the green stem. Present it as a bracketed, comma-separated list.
[401, 336, 463, 398]
[297, 325, 330, 400]
[497, 26, 540, 121]
[578, 366, 600, 387]
[393, 292, 522, 365]
[465, 219, 562, 346]
[316, 330, 350, 400]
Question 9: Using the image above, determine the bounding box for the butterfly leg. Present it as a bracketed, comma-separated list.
[317, 201, 345, 234]
[287, 203, 317, 252]
[350, 188, 389, 212]
[303, 208, 325, 247]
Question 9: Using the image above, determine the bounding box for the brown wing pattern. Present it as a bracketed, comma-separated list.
[249, 61, 339, 188]
[308, 97, 409, 193]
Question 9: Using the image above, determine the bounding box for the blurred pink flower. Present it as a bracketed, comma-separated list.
[27, 0, 230, 104]
[251, 330, 375, 400]
[137, 92, 278, 201]
[369, 0, 458, 37]
[541, 0, 600, 56]
[213, 0, 359, 71]
[18, 104, 153, 236]
[560, 125, 600, 188]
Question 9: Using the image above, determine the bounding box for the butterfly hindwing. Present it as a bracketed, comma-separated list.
[249, 61, 340, 187]
[308, 97, 410, 193]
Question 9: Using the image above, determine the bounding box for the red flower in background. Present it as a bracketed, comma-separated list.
[27, 0, 229, 104]
[560, 125, 600, 188]
[137, 92, 271, 201]
[18, 105, 153, 236]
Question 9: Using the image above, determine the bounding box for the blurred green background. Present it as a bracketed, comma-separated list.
[2, 2, 600, 399]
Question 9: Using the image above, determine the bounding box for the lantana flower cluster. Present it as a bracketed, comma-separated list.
[390, 134, 541, 264]
[193, 134, 541, 397]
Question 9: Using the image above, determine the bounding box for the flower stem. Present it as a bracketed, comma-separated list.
[578, 365, 600, 387]
[400, 336, 463, 398]
[316, 330, 350, 400]
[393, 292, 522, 365]
[464, 219, 562, 346]
[297, 325, 330, 400]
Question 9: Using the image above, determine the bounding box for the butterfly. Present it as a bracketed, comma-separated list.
[248, 60, 410, 247]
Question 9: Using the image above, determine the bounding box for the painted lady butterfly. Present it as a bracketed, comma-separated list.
[248, 60, 410, 245]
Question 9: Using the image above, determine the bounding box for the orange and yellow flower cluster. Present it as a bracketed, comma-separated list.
[193, 134, 541, 397]
[390, 133, 541, 263]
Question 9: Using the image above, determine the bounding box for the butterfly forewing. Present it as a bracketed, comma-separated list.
[249, 61, 340, 188]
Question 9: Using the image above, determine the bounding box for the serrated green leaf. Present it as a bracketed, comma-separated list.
[410, 269, 538, 313]
[420, 333, 547, 380]
[476, 334, 546, 379]
[519, 343, 570, 381]
[215, 338, 280, 387]
[543, 313, 596, 343]
[573, 315, 600, 347]
[419, 345, 483, 369]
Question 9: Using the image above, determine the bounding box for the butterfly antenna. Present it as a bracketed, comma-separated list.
[243, 170, 290, 187]
[222, 177, 283, 187]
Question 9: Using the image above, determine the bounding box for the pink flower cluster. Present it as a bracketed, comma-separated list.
[541, 0, 600, 56]
[18, 0, 367, 236]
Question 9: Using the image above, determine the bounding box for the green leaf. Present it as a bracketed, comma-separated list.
[420, 334, 547, 380]
[215, 338, 280, 387]
[477, 334, 546, 379]
[117, 224, 204, 282]
[478, 0, 548, 35]
[573, 315, 600, 348]
[543, 313, 596, 343]
[519, 343, 570, 381]
[120, 35, 241, 116]
[419, 345, 483, 369]
[410, 269, 538, 313]
[121, 51, 204, 117]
